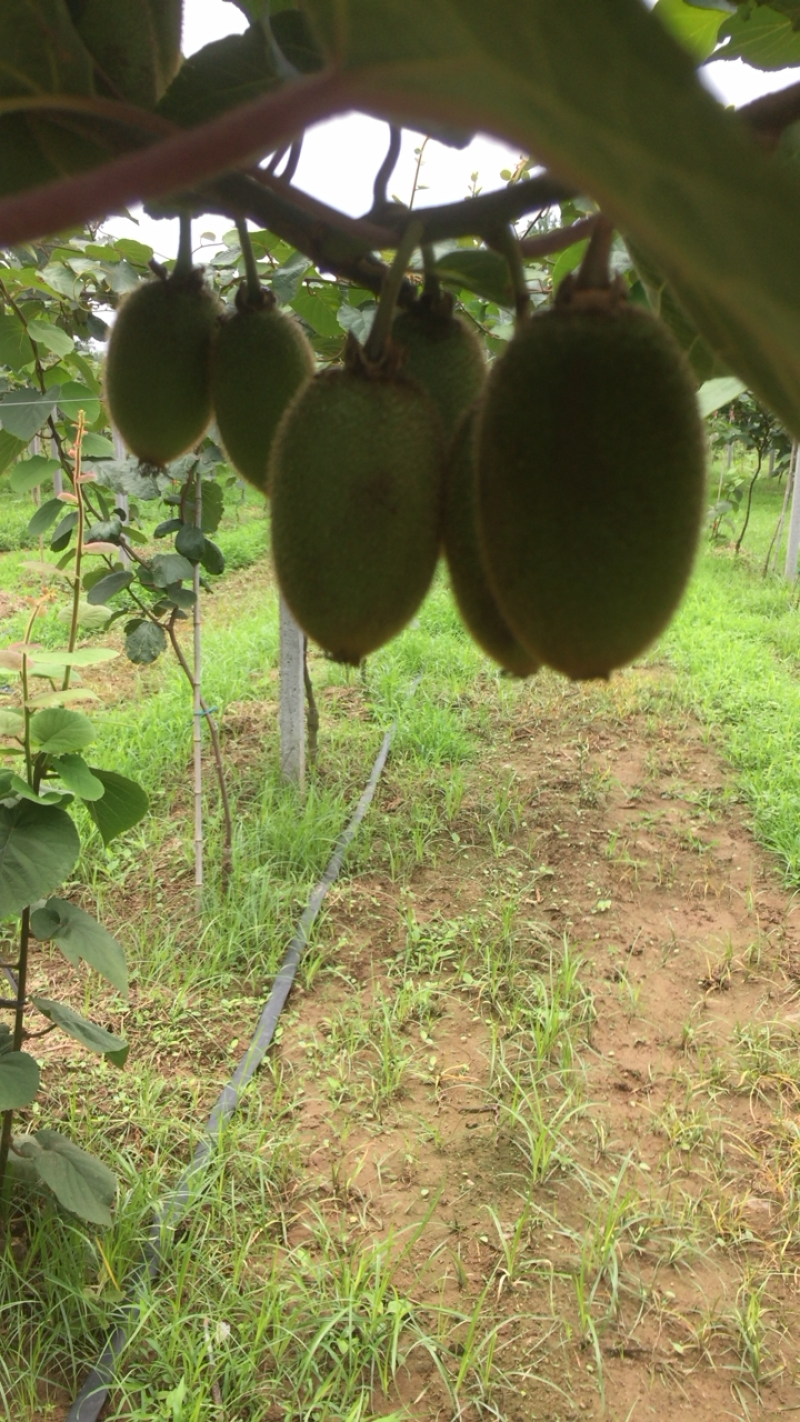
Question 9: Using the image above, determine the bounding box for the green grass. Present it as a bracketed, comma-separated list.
[663, 464, 800, 880]
[6, 445, 800, 1418]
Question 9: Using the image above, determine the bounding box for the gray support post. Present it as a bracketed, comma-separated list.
[279, 594, 305, 788]
[112, 430, 130, 567]
[785, 441, 800, 581]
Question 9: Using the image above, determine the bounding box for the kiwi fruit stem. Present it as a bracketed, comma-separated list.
[364, 219, 424, 363]
[573, 213, 614, 292]
[421, 244, 439, 299]
[497, 225, 530, 327]
[235, 216, 263, 307]
[174, 212, 194, 281]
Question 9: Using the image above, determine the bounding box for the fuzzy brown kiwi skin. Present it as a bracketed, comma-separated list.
[477, 302, 706, 680]
[211, 292, 315, 493]
[391, 291, 485, 445]
[445, 405, 539, 678]
[269, 365, 444, 665]
[105, 269, 221, 466]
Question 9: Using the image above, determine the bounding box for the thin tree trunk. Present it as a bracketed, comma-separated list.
[763, 443, 795, 576]
[734, 449, 763, 555]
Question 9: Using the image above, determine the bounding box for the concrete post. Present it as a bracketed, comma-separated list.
[784, 441, 800, 581]
[279, 594, 305, 788]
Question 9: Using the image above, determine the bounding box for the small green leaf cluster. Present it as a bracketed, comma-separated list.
[0, 683, 147, 1225]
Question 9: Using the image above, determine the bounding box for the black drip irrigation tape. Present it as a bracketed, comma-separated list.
[67, 711, 402, 1421]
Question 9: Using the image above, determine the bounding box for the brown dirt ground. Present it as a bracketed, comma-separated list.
[267, 662, 800, 1420]
[14, 639, 800, 1420]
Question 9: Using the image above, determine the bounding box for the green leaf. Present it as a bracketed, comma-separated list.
[27, 319, 74, 358]
[30, 896, 127, 995]
[85, 768, 149, 845]
[157, 27, 280, 127]
[271, 8, 326, 72]
[182, 479, 224, 532]
[174, 524, 206, 562]
[717, 4, 800, 66]
[0, 386, 59, 441]
[550, 239, 590, 294]
[431, 247, 514, 306]
[7, 773, 72, 807]
[50, 753, 105, 801]
[290, 290, 343, 337]
[113, 237, 153, 265]
[31, 998, 128, 1064]
[301, 0, 800, 436]
[0, 430, 27, 474]
[697, 374, 747, 417]
[150, 552, 194, 588]
[0, 1052, 40, 1110]
[125, 620, 167, 664]
[55, 601, 112, 632]
[28, 646, 117, 669]
[0, 710, 24, 737]
[19, 1129, 117, 1227]
[86, 569, 134, 604]
[57, 379, 101, 426]
[80, 433, 114, 457]
[69, 0, 182, 107]
[0, 802, 80, 918]
[654, 0, 729, 59]
[200, 538, 225, 576]
[0, 1, 94, 100]
[30, 708, 95, 754]
[10, 455, 60, 493]
[0, 313, 33, 369]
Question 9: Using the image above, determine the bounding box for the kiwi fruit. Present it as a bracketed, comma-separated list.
[477, 297, 705, 680]
[211, 292, 315, 493]
[269, 362, 444, 664]
[105, 269, 221, 466]
[445, 406, 539, 678]
[391, 291, 485, 444]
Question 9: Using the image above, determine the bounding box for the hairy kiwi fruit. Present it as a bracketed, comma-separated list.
[477, 297, 705, 680]
[392, 292, 485, 444]
[211, 292, 314, 492]
[270, 363, 443, 664]
[445, 407, 539, 678]
[105, 269, 221, 466]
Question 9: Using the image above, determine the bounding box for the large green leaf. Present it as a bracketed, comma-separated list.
[157, 28, 280, 126]
[0, 386, 59, 441]
[0, 802, 79, 918]
[30, 708, 95, 754]
[15, 1128, 117, 1226]
[68, 0, 183, 107]
[10, 454, 60, 493]
[0, 1, 94, 100]
[0, 429, 27, 474]
[32, 997, 128, 1064]
[0, 1051, 40, 1110]
[0, 313, 33, 369]
[84, 768, 149, 845]
[30, 895, 127, 994]
[300, 0, 800, 434]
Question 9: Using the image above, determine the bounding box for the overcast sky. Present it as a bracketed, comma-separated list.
[108, 2, 800, 260]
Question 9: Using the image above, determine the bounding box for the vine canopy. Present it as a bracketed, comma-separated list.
[1, 2, 800, 430]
